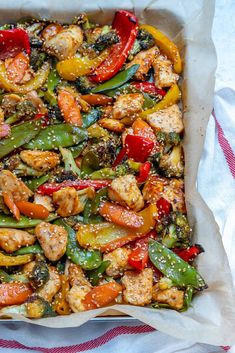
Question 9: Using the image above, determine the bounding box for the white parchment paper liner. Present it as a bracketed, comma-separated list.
[0, 0, 235, 346]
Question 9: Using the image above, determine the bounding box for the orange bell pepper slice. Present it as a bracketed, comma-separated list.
[0, 283, 33, 306]
[2, 192, 20, 221]
[82, 282, 122, 310]
[6, 52, 29, 83]
[99, 201, 144, 229]
[15, 201, 49, 219]
[140, 24, 182, 74]
[58, 90, 82, 126]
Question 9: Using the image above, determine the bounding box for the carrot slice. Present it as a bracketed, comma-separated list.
[6, 52, 29, 84]
[82, 282, 122, 310]
[58, 90, 82, 126]
[132, 118, 157, 142]
[0, 283, 33, 306]
[99, 201, 144, 229]
[15, 201, 49, 219]
[81, 94, 113, 106]
[2, 192, 20, 221]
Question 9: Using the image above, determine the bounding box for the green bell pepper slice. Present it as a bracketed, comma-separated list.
[86, 260, 111, 286]
[82, 108, 102, 128]
[25, 174, 50, 192]
[24, 124, 87, 150]
[148, 239, 207, 290]
[14, 243, 43, 255]
[81, 151, 99, 176]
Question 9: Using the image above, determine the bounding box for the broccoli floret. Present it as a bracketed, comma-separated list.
[73, 13, 95, 30]
[157, 211, 191, 248]
[75, 76, 96, 94]
[156, 131, 181, 146]
[29, 261, 50, 289]
[30, 49, 47, 70]
[128, 29, 155, 60]
[158, 145, 184, 178]
[25, 295, 56, 318]
[91, 31, 119, 53]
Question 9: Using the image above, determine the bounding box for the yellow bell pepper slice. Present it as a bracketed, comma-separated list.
[77, 204, 157, 252]
[56, 49, 111, 81]
[141, 83, 181, 117]
[140, 24, 182, 74]
[0, 61, 50, 94]
[0, 252, 33, 266]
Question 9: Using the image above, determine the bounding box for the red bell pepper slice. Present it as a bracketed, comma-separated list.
[34, 113, 50, 127]
[131, 82, 166, 97]
[112, 146, 127, 168]
[0, 28, 30, 60]
[156, 197, 172, 218]
[173, 244, 204, 263]
[128, 231, 156, 270]
[91, 10, 138, 83]
[37, 179, 111, 196]
[136, 161, 151, 183]
[125, 134, 154, 163]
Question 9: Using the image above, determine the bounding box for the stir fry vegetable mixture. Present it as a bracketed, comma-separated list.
[0, 10, 206, 318]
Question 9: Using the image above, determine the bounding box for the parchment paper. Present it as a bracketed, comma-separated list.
[0, 0, 235, 346]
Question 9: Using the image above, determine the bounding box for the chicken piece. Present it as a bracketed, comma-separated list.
[103, 247, 132, 278]
[98, 118, 125, 133]
[122, 268, 153, 306]
[145, 104, 183, 134]
[43, 25, 83, 60]
[25, 90, 48, 114]
[112, 93, 144, 120]
[67, 285, 91, 312]
[0, 170, 33, 202]
[22, 261, 36, 275]
[52, 187, 85, 217]
[142, 176, 186, 213]
[68, 263, 92, 288]
[153, 54, 179, 88]
[20, 150, 60, 172]
[152, 284, 184, 310]
[126, 46, 159, 81]
[37, 266, 61, 302]
[34, 193, 55, 212]
[0, 229, 36, 253]
[35, 222, 68, 262]
[0, 108, 4, 123]
[101, 105, 113, 119]
[108, 174, 144, 211]
[1, 94, 22, 115]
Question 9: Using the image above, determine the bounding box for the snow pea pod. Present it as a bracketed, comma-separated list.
[90, 187, 108, 214]
[91, 64, 139, 93]
[0, 119, 41, 159]
[0, 213, 58, 228]
[14, 243, 43, 255]
[82, 108, 102, 128]
[69, 141, 87, 158]
[25, 174, 50, 192]
[86, 260, 111, 286]
[148, 239, 207, 290]
[81, 151, 99, 176]
[24, 124, 87, 150]
[55, 219, 102, 270]
[44, 68, 60, 106]
[83, 200, 104, 225]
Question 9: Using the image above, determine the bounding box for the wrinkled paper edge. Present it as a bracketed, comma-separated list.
[0, 0, 235, 346]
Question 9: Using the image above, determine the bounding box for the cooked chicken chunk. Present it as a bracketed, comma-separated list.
[0, 108, 4, 122]
[0, 229, 36, 253]
[98, 118, 125, 133]
[37, 266, 61, 302]
[0, 170, 33, 202]
[35, 222, 68, 262]
[67, 285, 91, 312]
[142, 176, 186, 213]
[25, 91, 48, 114]
[122, 268, 153, 306]
[34, 193, 55, 212]
[126, 46, 159, 81]
[68, 263, 92, 288]
[152, 285, 184, 310]
[153, 54, 179, 88]
[103, 247, 132, 278]
[145, 104, 183, 134]
[43, 25, 83, 60]
[20, 150, 60, 172]
[108, 174, 144, 212]
[52, 187, 85, 217]
[112, 93, 144, 120]
[1, 94, 22, 115]
[22, 261, 36, 275]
